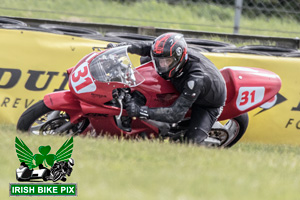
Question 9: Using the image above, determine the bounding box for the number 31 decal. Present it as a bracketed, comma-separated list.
[70, 62, 96, 94]
[236, 87, 265, 111]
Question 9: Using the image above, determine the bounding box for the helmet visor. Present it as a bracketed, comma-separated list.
[152, 56, 178, 74]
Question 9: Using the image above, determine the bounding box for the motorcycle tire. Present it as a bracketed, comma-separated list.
[282, 52, 300, 57]
[188, 44, 209, 53]
[0, 17, 27, 26]
[185, 38, 236, 52]
[239, 45, 298, 56]
[17, 100, 90, 135]
[42, 169, 51, 181]
[225, 113, 249, 148]
[39, 24, 101, 37]
[104, 32, 156, 42]
[1, 24, 63, 34]
[82, 35, 132, 43]
[211, 47, 272, 56]
[52, 171, 62, 182]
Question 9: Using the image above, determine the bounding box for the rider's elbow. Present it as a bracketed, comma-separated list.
[148, 106, 187, 123]
[164, 109, 186, 123]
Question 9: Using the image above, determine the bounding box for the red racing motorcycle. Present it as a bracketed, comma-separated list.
[17, 46, 281, 147]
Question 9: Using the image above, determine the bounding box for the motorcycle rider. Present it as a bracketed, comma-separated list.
[109, 32, 226, 145]
[50, 158, 74, 181]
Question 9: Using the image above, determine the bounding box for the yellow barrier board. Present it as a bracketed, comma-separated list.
[0, 29, 299, 144]
[0, 29, 108, 123]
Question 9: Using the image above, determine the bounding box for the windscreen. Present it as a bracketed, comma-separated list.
[89, 46, 145, 87]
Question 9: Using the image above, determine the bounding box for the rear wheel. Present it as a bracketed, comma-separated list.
[208, 113, 249, 147]
[17, 100, 89, 135]
[225, 113, 249, 147]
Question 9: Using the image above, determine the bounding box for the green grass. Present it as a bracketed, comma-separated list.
[1, 0, 299, 38]
[2, 124, 300, 200]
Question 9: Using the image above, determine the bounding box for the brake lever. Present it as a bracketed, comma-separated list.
[117, 97, 123, 120]
[114, 89, 131, 120]
[92, 46, 105, 51]
[116, 91, 127, 120]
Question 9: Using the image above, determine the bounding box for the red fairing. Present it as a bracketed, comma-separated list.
[44, 46, 281, 137]
[88, 116, 159, 137]
[218, 67, 281, 120]
[134, 62, 179, 108]
[43, 90, 84, 123]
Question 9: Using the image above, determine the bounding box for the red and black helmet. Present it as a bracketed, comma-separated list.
[151, 33, 188, 79]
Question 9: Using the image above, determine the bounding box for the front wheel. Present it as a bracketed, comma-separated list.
[17, 100, 89, 135]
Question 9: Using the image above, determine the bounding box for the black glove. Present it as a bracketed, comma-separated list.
[125, 101, 149, 119]
[106, 42, 134, 54]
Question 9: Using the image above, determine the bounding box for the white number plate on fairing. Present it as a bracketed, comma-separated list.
[236, 87, 265, 111]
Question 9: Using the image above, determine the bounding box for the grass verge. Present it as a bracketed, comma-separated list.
[1, 124, 300, 200]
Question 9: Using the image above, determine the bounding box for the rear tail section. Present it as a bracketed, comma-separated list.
[219, 67, 281, 120]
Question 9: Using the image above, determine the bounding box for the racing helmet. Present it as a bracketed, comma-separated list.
[68, 158, 74, 168]
[151, 33, 188, 79]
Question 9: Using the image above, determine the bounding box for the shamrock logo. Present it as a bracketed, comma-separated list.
[15, 137, 73, 169]
[33, 146, 56, 167]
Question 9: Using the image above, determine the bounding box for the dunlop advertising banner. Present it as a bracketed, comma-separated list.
[0, 29, 110, 123]
[0, 28, 299, 144]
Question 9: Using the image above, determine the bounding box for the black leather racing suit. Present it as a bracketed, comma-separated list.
[129, 42, 227, 143]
